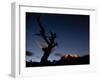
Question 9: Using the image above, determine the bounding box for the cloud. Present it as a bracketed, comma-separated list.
[54, 53, 63, 57]
[35, 40, 48, 48]
[26, 51, 34, 56]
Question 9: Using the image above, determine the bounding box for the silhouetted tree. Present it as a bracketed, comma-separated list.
[35, 16, 58, 63]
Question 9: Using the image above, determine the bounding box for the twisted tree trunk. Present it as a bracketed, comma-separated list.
[41, 47, 52, 63]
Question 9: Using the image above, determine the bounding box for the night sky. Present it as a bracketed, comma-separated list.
[26, 12, 89, 62]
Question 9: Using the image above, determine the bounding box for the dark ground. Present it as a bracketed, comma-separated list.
[26, 54, 90, 67]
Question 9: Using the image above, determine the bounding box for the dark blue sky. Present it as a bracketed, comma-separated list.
[26, 12, 89, 62]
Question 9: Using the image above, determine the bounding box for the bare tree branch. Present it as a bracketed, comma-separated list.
[36, 16, 50, 45]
